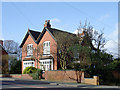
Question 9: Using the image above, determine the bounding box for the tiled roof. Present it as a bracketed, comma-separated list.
[29, 30, 41, 40]
[20, 27, 76, 48]
[49, 28, 75, 36]
[20, 29, 41, 48]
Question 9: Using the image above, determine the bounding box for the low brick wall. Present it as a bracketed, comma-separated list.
[45, 70, 84, 83]
[84, 76, 99, 85]
[45, 70, 99, 85]
[0, 74, 33, 80]
[112, 71, 120, 79]
[21, 74, 33, 79]
[10, 74, 22, 78]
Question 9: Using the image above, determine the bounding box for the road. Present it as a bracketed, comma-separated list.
[0, 78, 120, 90]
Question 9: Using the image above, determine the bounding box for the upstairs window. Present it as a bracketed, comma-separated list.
[43, 41, 50, 55]
[27, 44, 33, 56]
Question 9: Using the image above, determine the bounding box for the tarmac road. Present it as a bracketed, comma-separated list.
[1, 78, 120, 90]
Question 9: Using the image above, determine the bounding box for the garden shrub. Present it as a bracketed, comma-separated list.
[23, 66, 37, 74]
[31, 69, 43, 80]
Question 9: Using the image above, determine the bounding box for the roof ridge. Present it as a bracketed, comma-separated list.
[50, 28, 75, 35]
[29, 29, 41, 33]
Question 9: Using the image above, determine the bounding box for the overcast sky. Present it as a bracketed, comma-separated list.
[1, 2, 118, 57]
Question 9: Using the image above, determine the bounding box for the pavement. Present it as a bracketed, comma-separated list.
[0, 77, 120, 90]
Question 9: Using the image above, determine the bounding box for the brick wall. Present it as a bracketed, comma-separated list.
[22, 34, 38, 73]
[39, 30, 57, 70]
[45, 70, 84, 83]
[22, 30, 58, 73]
[112, 71, 120, 79]
[1, 74, 33, 80]
[84, 76, 99, 85]
[45, 70, 99, 85]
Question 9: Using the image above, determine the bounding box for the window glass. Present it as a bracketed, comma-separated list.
[43, 41, 50, 55]
[27, 44, 33, 56]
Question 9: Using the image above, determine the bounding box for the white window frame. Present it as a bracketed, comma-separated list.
[40, 59, 53, 71]
[23, 60, 35, 70]
[43, 41, 50, 55]
[27, 44, 33, 56]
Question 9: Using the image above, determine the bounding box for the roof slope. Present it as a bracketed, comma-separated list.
[29, 30, 41, 40]
[48, 28, 76, 38]
[20, 29, 41, 48]
[20, 27, 77, 48]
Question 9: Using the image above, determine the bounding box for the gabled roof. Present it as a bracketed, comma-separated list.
[20, 29, 41, 48]
[36, 27, 76, 44]
[29, 30, 40, 40]
[20, 27, 76, 48]
[48, 28, 76, 37]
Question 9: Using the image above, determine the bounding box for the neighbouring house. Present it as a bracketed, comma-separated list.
[20, 20, 85, 73]
[0, 40, 8, 74]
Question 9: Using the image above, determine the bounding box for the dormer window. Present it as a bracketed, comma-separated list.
[43, 41, 50, 55]
[27, 44, 33, 56]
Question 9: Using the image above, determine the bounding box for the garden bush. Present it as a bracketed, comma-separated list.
[23, 66, 37, 74]
[31, 69, 43, 80]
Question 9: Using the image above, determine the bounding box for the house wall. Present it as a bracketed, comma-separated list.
[22, 30, 58, 73]
[1, 54, 8, 74]
[38, 30, 57, 70]
[0, 47, 8, 74]
[22, 35, 38, 73]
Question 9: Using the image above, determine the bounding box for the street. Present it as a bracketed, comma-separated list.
[0, 78, 120, 90]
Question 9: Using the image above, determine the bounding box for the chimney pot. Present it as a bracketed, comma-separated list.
[44, 20, 51, 28]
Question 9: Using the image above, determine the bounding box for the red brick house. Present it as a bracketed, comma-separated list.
[20, 20, 79, 73]
[0, 40, 8, 74]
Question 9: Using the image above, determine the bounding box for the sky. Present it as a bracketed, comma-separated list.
[1, 2, 118, 57]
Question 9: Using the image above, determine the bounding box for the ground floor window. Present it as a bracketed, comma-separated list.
[23, 60, 35, 70]
[39, 59, 53, 71]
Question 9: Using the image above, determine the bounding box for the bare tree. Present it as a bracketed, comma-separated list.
[3, 40, 22, 60]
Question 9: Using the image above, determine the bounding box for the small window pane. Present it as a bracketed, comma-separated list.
[49, 42, 50, 46]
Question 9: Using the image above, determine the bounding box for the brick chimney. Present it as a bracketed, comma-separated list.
[0, 40, 3, 46]
[44, 20, 51, 28]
